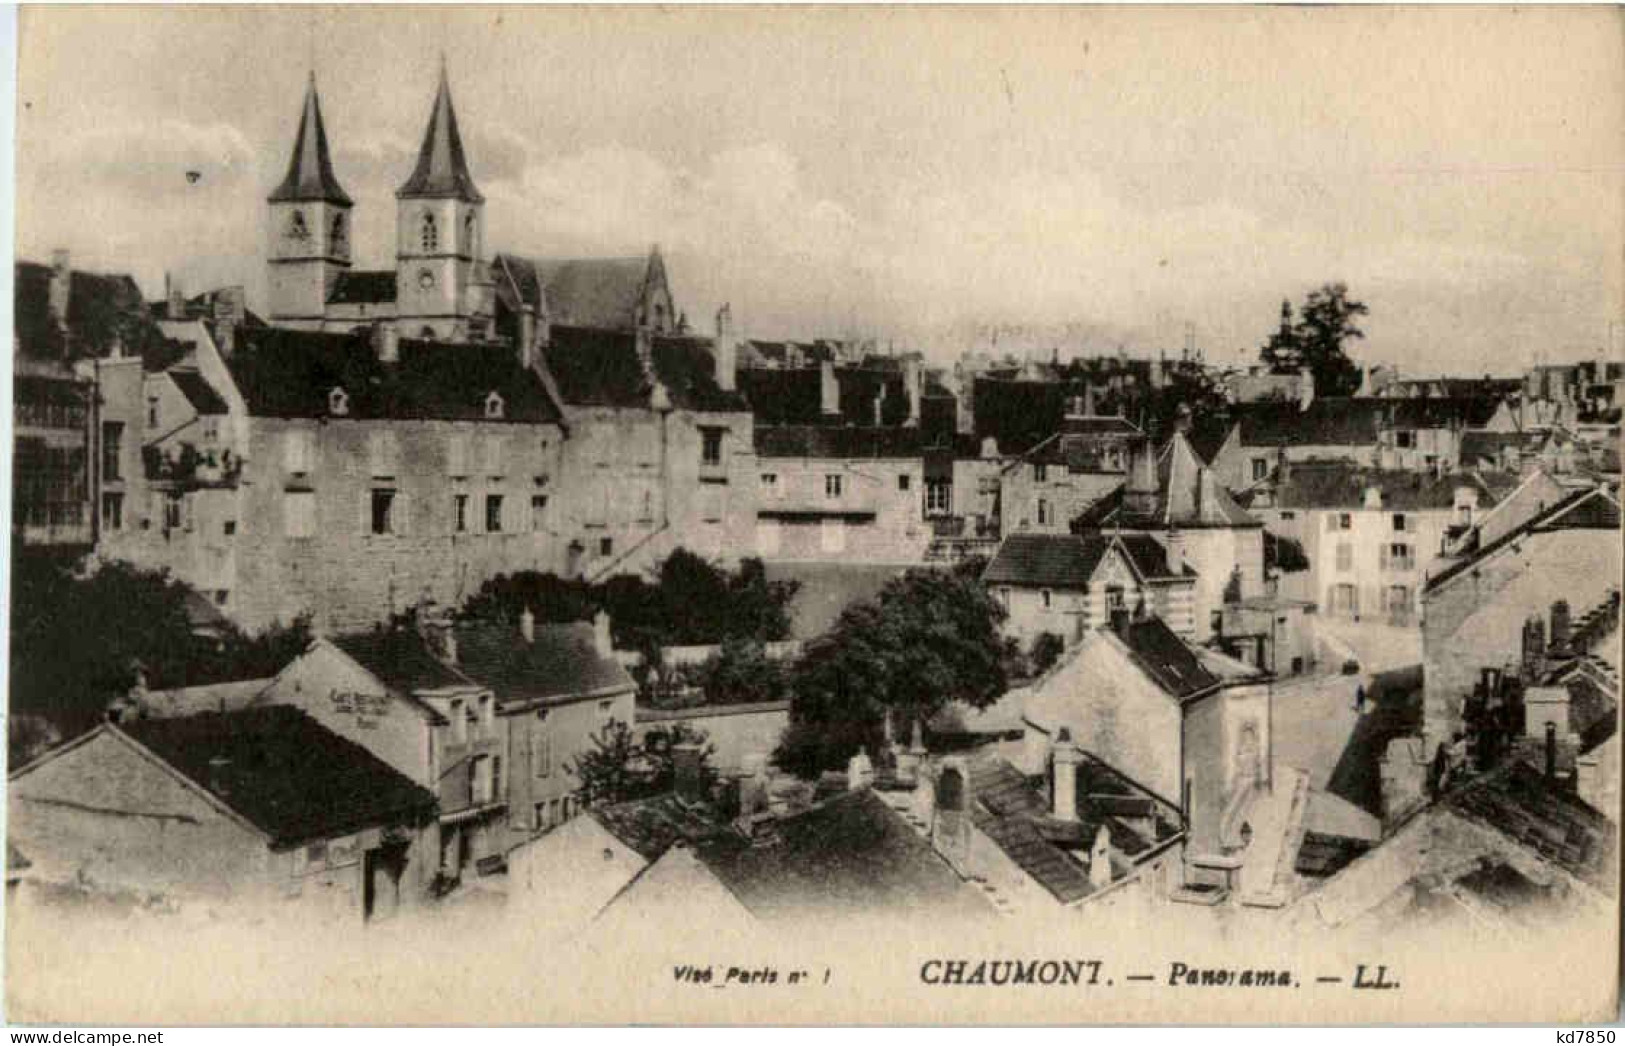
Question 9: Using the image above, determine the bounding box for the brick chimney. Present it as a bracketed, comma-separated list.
[714, 304, 738, 393]
[592, 610, 613, 657]
[48, 249, 71, 342]
[1550, 600, 1572, 654]
[820, 360, 840, 416]
[520, 606, 535, 644]
[1051, 728, 1082, 822]
[672, 742, 706, 803]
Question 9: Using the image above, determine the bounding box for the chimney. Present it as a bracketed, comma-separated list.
[872, 388, 884, 427]
[1545, 721, 1558, 783]
[846, 748, 875, 792]
[902, 357, 922, 427]
[520, 606, 535, 644]
[714, 303, 737, 393]
[1051, 728, 1081, 821]
[635, 325, 654, 381]
[1124, 439, 1159, 517]
[166, 273, 186, 321]
[1089, 824, 1113, 890]
[518, 304, 537, 370]
[820, 360, 840, 416]
[592, 610, 613, 657]
[1083, 384, 1097, 417]
[672, 743, 706, 803]
[373, 324, 399, 364]
[1520, 615, 1546, 681]
[1298, 366, 1315, 411]
[211, 287, 245, 357]
[207, 754, 232, 798]
[48, 249, 71, 341]
[1550, 600, 1571, 654]
[441, 629, 458, 666]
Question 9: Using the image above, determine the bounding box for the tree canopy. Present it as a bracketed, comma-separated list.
[568, 719, 716, 807]
[774, 568, 1010, 777]
[1259, 283, 1368, 397]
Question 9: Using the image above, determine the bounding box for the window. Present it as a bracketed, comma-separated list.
[147, 397, 159, 429]
[599, 536, 614, 557]
[1034, 463, 1048, 483]
[371, 488, 398, 535]
[101, 491, 123, 531]
[287, 211, 309, 240]
[1252, 458, 1269, 482]
[328, 387, 349, 416]
[420, 211, 438, 253]
[453, 493, 469, 533]
[532, 730, 552, 778]
[164, 492, 183, 531]
[1384, 542, 1414, 571]
[330, 212, 346, 247]
[1327, 512, 1352, 531]
[1106, 584, 1126, 611]
[1396, 430, 1415, 449]
[1279, 511, 1296, 521]
[1041, 589, 1052, 609]
[463, 211, 476, 253]
[214, 590, 230, 607]
[101, 422, 123, 481]
[485, 494, 504, 533]
[223, 520, 236, 536]
[701, 428, 724, 467]
[530, 494, 548, 532]
[760, 473, 779, 496]
[1335, 542, 1353, 571]
[825, 474, 843, 499]
[470, 754, 494, 805]
[898, 474, 911, 491]
[284, 430, 315, 475]
[1037, 498, 1051, 526]
[284, 491, 316, 537]
[1392, 513, 1408, 533]
[450, 699, 468, 745]
[485, 391, 504, 420]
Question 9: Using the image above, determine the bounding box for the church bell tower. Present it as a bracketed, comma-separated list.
[266, 73, 353, 328]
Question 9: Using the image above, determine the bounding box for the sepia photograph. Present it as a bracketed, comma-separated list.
[4, 3, 1621, 1027]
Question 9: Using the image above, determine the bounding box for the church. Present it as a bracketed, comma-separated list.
[265, 66, 679, 345]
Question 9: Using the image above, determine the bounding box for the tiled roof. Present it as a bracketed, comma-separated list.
[120, 707, 437, 849]
[1444, 760, 1616, 891]
[593, 794, 732, 861]
[330, 629, 470, 702]
[1074, 433, 1259, 529]
[695, 790, 990, 921]
[739, 369, 827, 425]
[542, 326, 748, 412]
[226, 327, 563, 423]
[1271, 463, 1518, 512]
[396, 68, 482, 203]
[327, 270, 398, 305]
[268, 77, 352, 206]
[1426, 486, 1620, 592]
[972, 378, 1082, 455]
[1233, 398, 1380, 447]
[166, 369, 228, 416]
[495, 254, 655, 331]
[1115, 616, 1221, 700]
[983, 532, 1192, 589]
[452, 620, 634, 710]
[1382, 396, 1506, 430]
[754, 424, 925, 459]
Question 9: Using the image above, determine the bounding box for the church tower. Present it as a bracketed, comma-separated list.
[395, 62, 492, 341]
[267, 74, 353, 328]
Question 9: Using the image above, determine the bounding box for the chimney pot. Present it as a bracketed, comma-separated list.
[714, 304, 737, 393]
[520, 606, 535, 644]
[373, 324, 400, 364]
[820, 360, 840, 416]
[592, 610, 613, 657]
[1051, 729, 1082, 822]
[1089, 824, 1113, 889]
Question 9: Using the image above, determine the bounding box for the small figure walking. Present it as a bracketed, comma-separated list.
[1354, 683, 1367, 714]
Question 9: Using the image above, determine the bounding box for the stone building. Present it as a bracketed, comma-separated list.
[998, 392, 1144, 535]
[752, 426, 930, 562]
[8, 706, 438, 921]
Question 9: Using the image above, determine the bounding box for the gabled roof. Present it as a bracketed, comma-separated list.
[982, 532, 1193, 590]
[452, 619, 634, 710]
[1271, 463, 1519, 512]
[119, 706, 436, 849]
[495, 253, 656, 331]
[268, 76, 352, 207]
[327, 270, 398, 306]
[1444, 760, 1616, 892]
[1232, 398, 1380, 447]
[1113, 616, 1222, 700]
[592, 793, 733, 861]
[226, 327, 563, 423]
[542, 326, 747, 413]
[1074, 432, 1259, 529]
[1425, 486, 1621, 593]
[396, 66, 482, 203]
[165, 369, 229, 417]
[329, 629, 471, 705]
[1382, 396, 1507, 430]
[754, 425, 925, 459]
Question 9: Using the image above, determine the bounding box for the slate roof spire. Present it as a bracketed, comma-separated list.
[269, 72, 353, 207]
[397, 58, 484, 203]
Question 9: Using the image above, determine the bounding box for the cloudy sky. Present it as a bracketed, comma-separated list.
[16, 6, 1623, 372]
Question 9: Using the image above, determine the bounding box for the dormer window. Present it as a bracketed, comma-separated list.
[328, 387, 349, 416]
[485, 391, 505, 419]
[420, 211, 438, 253]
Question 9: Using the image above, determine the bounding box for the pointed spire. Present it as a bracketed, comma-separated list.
[269, 73, 352, 206]
[397, 61, 483, 203]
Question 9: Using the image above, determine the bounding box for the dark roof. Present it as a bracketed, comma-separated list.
[166, 369, 228, 416]
[227, 327, 563, 423]
[268, 78, 352, 206]
[14, 261, 164, 363]
[542, 326, 747, 412]
[1233, 398, 1380, 447]
[396, 69, 482, 203]
[593, 794, 733, 861]
[1460, 430, 1530, 463]
[1295, 831, 1373, 877]
[120, 706, 437, 849]
[1382, 396, 1507, 430]
[1074, 433, 1258, 529]
[1115, 616, 1221, 700]
[739, 368, 826, 425]
[1271, 463, 1517, 512]
[1426, 486, 1621, 593]
[694, 790, 990, 921]
[452, 620, 634, 709]
[330, 629, 470, 703]
[983, 532, 1192, 589]
[972, 378, 1083, 455]
[1444, 760, 1616, 891]
[327, 270, 398, 306]
[754, 425, 925, 459]
[495, 254, 657, 331]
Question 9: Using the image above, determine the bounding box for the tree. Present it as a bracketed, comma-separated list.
[1259, 284, 1368, 397]
[568, 719, 716, 807]
[689, 637, 790, 708]
[1029, 632, 1067, 676]
[775, 569, 1009, 777]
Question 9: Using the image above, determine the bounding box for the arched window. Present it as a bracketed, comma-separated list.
[420, 326, 437, 340]
[330, 212, 346, 246]
[463, 211, 476, 254]
[484, 391, 505, 420]
[420, 211, 438, 253]
[287, 210, 308, 240]
[328, 387, 349, 416]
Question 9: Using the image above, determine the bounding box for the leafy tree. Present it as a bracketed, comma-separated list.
[775, 569, 1009, 777]
[1259, 283, 1368, 397]
[690, 637, 791, 708]
[568, 719, 716, 807]
[1030, 632, 1067, 676]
